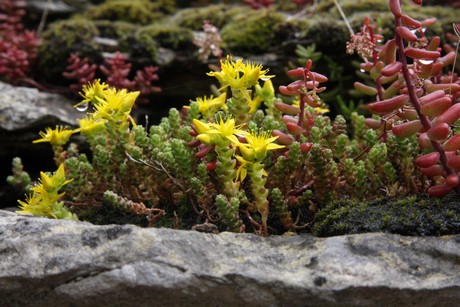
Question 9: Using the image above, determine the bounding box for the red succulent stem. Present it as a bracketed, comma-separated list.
[296, 69, 309, 141]
[393, 6, 459, 192]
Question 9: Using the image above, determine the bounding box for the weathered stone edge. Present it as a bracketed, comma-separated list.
[1, 210, 459, 306]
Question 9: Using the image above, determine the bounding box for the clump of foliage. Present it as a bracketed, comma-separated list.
[83, 0, 171, 25]
[38, 18, 101, 83]
[220, 10, 286, 53]
[0, 0, 40, 86]
[10, 0, 460, 237]
[133, 23, 194, 50]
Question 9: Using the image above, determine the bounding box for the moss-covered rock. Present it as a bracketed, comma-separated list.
[303, 15, 349, 54]
[221, 9, 287, 53]
[38, 18, 101, 83]
[84, 0, 168, 25]
[313, 194, 460, 237]
[119, 26, 159, 64]
[93, 20, 139, 39]
[331, 0, 389, 15]
[135, 23, 194, 50]
[170, 4, 244, 31]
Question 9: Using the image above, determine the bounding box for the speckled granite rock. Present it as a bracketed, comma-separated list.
[0, 210, 459, 306]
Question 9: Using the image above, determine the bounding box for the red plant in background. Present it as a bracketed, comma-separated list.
[0, 0, 40, 86]
[63, 51, 161, 105]
[62, 53, 97, 92]
[99, 52, 136, 90]
[134, 66, 161, 96]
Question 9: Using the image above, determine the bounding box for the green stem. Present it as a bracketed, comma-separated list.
[215, 144, 239, 198]
[230, 88, 252, 125]
[249, 161, 269, 236]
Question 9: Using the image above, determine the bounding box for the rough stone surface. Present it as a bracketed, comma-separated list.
[0, 81, 80, 131]
[1, 209, 460, 307]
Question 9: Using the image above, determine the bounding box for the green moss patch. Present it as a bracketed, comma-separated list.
[221, 10, 287, 53]
[313, 194, 460, 237]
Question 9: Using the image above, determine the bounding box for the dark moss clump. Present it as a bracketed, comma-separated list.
[303, 15, 349, 54]
[136, 23, 194, 50]
[77, 202, 149, 227]
[84, 0, 166, 25]
[119, 27, 158, 64]
[313, 194, 460, 237]
[38, 18, 101, 83]
[221, 10, 287, 53]
[93, 20, 140, 39]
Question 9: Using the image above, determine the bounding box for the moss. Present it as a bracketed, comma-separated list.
[313, 194, 460, 237]
[170, 4, 244, 31]
[77, 202, 149, 227]
[303, 15, 349, 54]
[38, 18, 101, 83]
[136, 23, 194, 50]
[84, 0, 165, 25]
[119, 26, 159, 63]
[220, 10, 287, 53]
[93, 20, 139, 39]
[330, 0, 389, 15]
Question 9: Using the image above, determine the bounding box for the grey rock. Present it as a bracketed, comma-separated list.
[0, 81, 80, 131]
[0, 209, 459, 306]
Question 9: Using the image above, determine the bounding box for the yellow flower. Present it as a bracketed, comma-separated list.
[33, 126, 76, 146]
[92, 88, 140, 123]
[231, 130, 285, 162]
[248, 95, 263, 114]
[193, 116, 245, 145]
[17, 192, 48, 217]
[208, 116, 246, 140]
[314, 107, 330, 114]
[235, 155, 249, 182]
[241, 60, 273, 88]
[255, 79, 275, 102]
[17, 164, 77, 220]
[36, 163, 73, 195]
[195, 93, 227, 119]
[193, 118, 212, 134]
[76, 115, 107, 135]
[292, 98, 330, 114]
[79, 79, 109, 105]
[207, 56, 274, 90]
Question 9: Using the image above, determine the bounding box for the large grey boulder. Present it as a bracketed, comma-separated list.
[0, 81, 79, 131]
[0, 209, 459, 306]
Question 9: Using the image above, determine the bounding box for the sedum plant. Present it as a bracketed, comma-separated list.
[11, 0, 459, 235]
[349, 0, 460, 197]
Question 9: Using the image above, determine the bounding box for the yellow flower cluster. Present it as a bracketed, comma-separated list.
[17, 164, 78, 220]
[207, 55, 274, 90]
[33, 80, 140, 145]
[193, 117, 285, 182]
[195, 93, 227, 120]
[33, 126, 75, 147]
